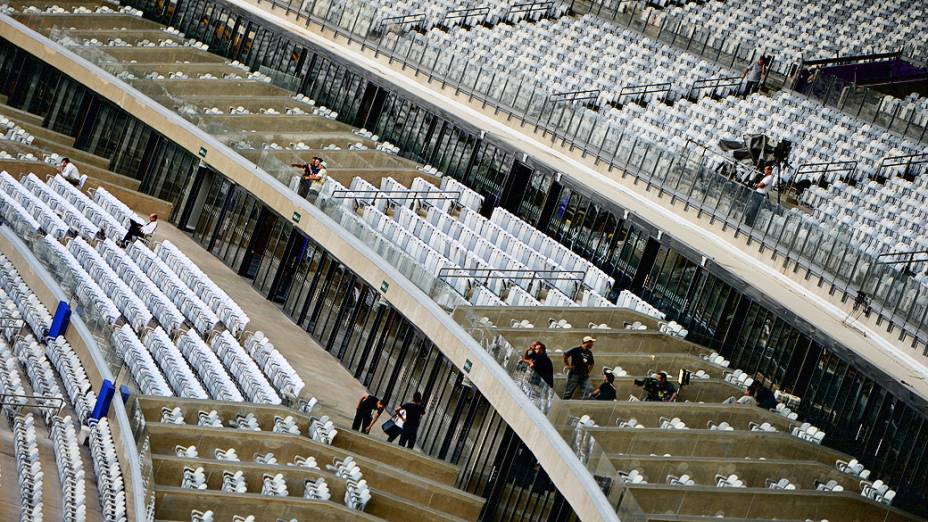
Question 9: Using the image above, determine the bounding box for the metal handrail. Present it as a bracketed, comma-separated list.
[0, 315, 25, 329]
[329, 188, 461, 201]
[0, 393, 65, 417]
[617, 81, 671, 102]
[548, 89, 601, 104]
[441, 6, 490, 24]
[378, 13, 426, 27]
[507, 1, 554, 17]
[688, 75, 743, 97]
[438, 267, 587, 282]
[793, 160, 858, 182]
[878, 152, 928, 170]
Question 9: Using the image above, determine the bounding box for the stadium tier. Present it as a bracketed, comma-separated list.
[1, 0, 928, 520]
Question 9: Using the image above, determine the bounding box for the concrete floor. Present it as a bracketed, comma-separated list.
[153, 222, 379, 430]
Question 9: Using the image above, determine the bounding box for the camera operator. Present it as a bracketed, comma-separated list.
[635, 371, 678, 402]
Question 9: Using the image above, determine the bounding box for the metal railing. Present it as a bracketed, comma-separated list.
[876, 152, 928, 179]
[797, 72, 928, 144]
[792, 160, 858, 184]
[0, 393, 65, 417]
[615, 81, 671, 105]
[688, 76, 743, 98]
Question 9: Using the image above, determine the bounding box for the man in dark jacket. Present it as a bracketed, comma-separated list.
[522, 341, 554, 389]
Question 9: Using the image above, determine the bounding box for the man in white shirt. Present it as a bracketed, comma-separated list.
[742, 56, 766, 96]
[122, 213, 158, 245]
[744, 165, 775, 226]
[59, 158, 81, 186]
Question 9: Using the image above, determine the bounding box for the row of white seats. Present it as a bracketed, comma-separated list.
[615, 289, 666, 320]
[598, 92, 927, 185]
[801, 176, 928, 270]
[13, 413, 44, 521]
[211, 331, 280, 404]
[369, 201, 609, 306]
[51, 416, 88, 522]
[176, 330, 245, 402]
[243, 331, 305, 398]
[128, 241, 219, 335]
[112, 324, 173, 396]
[878, 93, 928, 129]
[308, 415, 338, 445]
[40, 235, 121, 326]
[22, 173, 100, 239]
[68, 236, 154, 332]
[155, 241, 250, 336]
[440, 175, 484, 212]
[144, 327, 209, 399]
[12, 335, 65, 424]
[655, 0, 928, 73]
[88, 418, 128, 522]
[48, 175, 128, 240]
[1, 121, 36, 145]
[489, 207, 615, 295]
[0, 337, 28, 422]
[314, 0, 564, 38]
[0, 183, 46, 239]
[408, 14, 736, 104]
[0, 257, 52, 337]
[0, 170, 69, 238]
[46, 336, 97, 423]
[96, 238, 185, 333]
[90, 186, 140, 232]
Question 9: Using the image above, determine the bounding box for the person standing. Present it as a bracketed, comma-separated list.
[291, 156, 328, 198]
[742, 56, 766, 96]
[744, 164, 775, 226]
[522, 341, 554, 389]
[352, 394, 385, 434]
[562, 336, 596, 399]
[391, 391, 426, 449]
[59, 157, 82, 186]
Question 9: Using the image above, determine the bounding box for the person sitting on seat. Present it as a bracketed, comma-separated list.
[122, 213, 158, 244]
[59, 157, 82, 186]
[590, 370, 617, 401]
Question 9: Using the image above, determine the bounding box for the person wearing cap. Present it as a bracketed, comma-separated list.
[291, 156, 328, 197]
[590, 369, 616, 401]
[563, 336, 596, 399]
